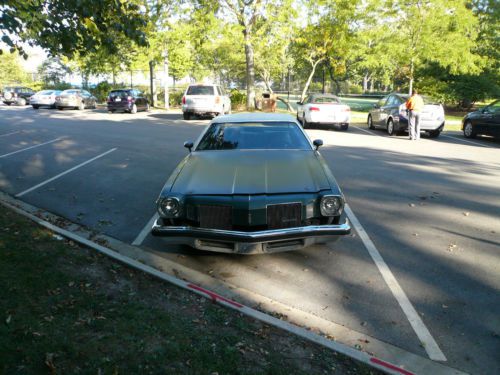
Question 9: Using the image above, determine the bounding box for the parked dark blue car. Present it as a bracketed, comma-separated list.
[107, 89, 149, 114]
[462, 100, 500, 139]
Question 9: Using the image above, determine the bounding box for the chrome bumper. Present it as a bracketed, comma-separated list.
[151, 219, 351, 254]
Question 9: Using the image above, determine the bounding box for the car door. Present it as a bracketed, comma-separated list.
[483, 100, 500, 137]
[371, 96, 389, 126]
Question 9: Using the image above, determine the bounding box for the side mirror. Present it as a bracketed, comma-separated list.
[184, 141, 194, 152]
[313, 139, 323, 150]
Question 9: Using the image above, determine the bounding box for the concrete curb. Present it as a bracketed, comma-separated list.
[0, 192, 468, 375]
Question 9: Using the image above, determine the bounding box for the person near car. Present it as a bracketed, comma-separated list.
[405, 89, 424, 140]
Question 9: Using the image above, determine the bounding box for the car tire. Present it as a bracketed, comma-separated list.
[428, 129, 441, 138]
[368, 115, 375, 129]
[387, 119, 396, 136]
[463, 121, 476, 138]
[18, 98, 26, 106]
[108, 110, 115, 114]
[131, 104, 137, 114]
[296, 113, 302, 124]
[78, 102, 85, 110]
[57, 106, 63, 110]
[183, 112, 191, 120]
[6, 102, 12, 106]
[340, 123, 349, 131]
[303, 118, 309, 129]
[145, 103, 150, 112]
[32, 105, 39, 109]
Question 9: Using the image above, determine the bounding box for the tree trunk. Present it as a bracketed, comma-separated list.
[301, 58, 323, 101]
[409, 58, 414, 94]
[244, 28, 255, 110]
[363, 71, 370, 92]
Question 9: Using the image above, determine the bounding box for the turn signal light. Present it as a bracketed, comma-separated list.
[182, 96, 186, 104]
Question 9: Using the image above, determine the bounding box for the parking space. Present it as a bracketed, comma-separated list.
[1, 105, 498, 375]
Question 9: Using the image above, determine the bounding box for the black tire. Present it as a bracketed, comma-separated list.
[303, 118, 309, 129]
[57, 106, 63, 110]
[367, 115, 375, 129]
[428, 129, 441, 138]
[145, 103, 150, 112]
[6, 102, 12, 106]
[387, 119, 396, 136]
[32, 105, 39, 109]
[463, 121, 476, 138]
[130, 104, 137, 114]
[183, 112, 191, 120]
[340, 123, 349, 131]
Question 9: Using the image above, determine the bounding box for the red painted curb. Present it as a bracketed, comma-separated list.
[370, 357, 416, 375]
[187, 283, 244, 308]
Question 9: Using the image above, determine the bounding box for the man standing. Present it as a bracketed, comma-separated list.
[405, 89, 424, 140]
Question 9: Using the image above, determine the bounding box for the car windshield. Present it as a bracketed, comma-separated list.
[38, 90, 54, 95]
[187, 86, 214, 95]
[110, 90, 130, 97]
[196, 122, 312, 151]
[63, 90, 79, 94]
[312, 96, 340, 104]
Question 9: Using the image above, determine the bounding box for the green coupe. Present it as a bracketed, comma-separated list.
[151, 113, 350, 253]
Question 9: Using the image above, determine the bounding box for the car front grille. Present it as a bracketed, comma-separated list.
[267, 203, 302, 230]
[199, 205, 232, 230]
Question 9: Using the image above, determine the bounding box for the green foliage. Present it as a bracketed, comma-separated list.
[91, 81, 114, 102]
[0, 51, 29, 86]
[169, 90, 184, 107]
[229, 89, 247, 107]
[0, 0, 148, 58]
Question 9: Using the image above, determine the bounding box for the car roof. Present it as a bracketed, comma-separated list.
[309, 93, 340, 99]
[213, 113, 297, 123]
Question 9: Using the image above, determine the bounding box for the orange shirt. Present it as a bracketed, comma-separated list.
[406, 95, 424, 112]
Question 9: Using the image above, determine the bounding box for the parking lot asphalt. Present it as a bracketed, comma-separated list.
[1, 105, 499, 375]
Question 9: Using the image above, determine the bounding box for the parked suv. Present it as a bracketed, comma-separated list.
[2, 86, 35, 106]
[107, 89, 149, 113]
[182, 84, 231, 120]
[367, 93, 445, 138]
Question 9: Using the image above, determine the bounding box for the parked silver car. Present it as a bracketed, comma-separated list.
[30, 90, 62, 109]
[55, 89, 97, 110]
[367, 93, 445, 137]
[181, 84, 231, 120]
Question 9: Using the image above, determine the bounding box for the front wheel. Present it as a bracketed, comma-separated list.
[340, 123, 349, 131]
[367, 115, 374, 129]
[32, 105, 39, 109]
[463, 121, 476, 138]
[183, 112, 191, 120]
[387, 119, 396, 136]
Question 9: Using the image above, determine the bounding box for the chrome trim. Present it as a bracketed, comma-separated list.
[151, 219, 350, 242]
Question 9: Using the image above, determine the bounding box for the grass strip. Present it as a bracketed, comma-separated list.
[0, 208, 379, 375]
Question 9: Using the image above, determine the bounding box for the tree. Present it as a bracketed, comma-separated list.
[0, 51, 28, 85]
[37, 57, 72, 86]
[385, 0, 482, 93]
[0, 0, 147, 58]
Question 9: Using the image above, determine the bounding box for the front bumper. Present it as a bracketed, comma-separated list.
[151, 219, 351, 254]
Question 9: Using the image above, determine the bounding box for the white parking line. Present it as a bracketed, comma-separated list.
[132, 213, 159, 246]
[15, 148, 117, 197]
[0, 130, 21, 138]
[351, 126, 379, 136]
[0, 137, 63, 158]
[344, 203, 447, 361]
[441, 134, 497, 148]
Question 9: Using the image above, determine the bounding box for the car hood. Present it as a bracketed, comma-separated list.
[170, 150, 331, 195]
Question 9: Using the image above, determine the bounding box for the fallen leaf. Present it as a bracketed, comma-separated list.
[409, 203, 415, 207]
[463, 212, 470, 217]
[5, 315, 11, 324]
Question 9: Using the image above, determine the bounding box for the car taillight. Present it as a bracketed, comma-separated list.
[309, 107, 320, 111]
[182, 96, 186, 104]
[127, 96, 133, 102]
[215, 96, 221, 104]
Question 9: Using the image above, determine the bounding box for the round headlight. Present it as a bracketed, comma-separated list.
[157, 197, 180, 217]
[320, 196, 343, 216]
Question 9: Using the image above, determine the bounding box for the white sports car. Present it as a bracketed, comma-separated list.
[297, 94, 350, 130]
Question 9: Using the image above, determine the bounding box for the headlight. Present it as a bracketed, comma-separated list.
[320, 195, 343, 216]
[157, 197, 181, 217]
